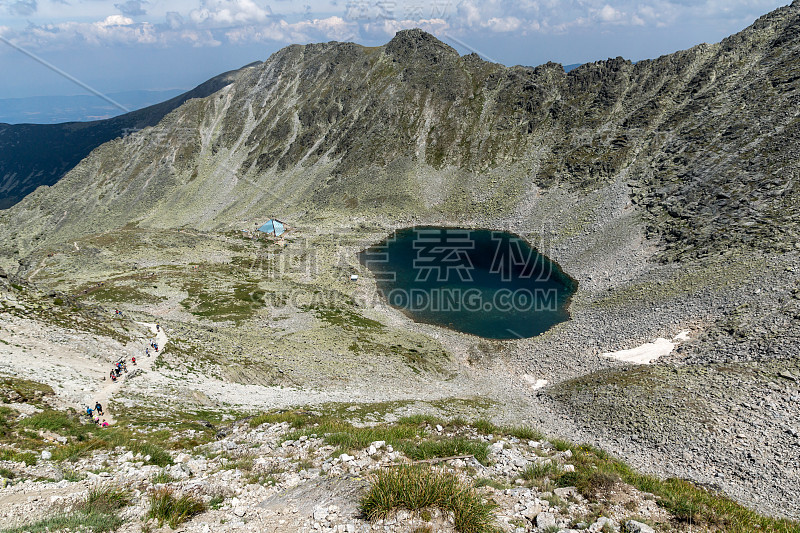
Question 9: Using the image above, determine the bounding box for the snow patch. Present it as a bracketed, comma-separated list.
[602, 330, 692, 365]
[522, 374, 549, 390]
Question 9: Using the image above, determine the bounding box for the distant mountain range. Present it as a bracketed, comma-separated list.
[0, 90, 187, 124]
[0, 62, 261, 209]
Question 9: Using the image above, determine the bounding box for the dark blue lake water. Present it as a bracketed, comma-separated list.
[359, 227, 577, 339]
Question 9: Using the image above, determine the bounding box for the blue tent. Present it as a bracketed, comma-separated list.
[258, 219, 286, 236]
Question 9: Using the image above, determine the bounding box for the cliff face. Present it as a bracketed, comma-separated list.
[2, 3, 800, 261]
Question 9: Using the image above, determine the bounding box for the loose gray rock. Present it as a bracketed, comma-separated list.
[624, 520, 655, 533]
[536, 512, 557, 529]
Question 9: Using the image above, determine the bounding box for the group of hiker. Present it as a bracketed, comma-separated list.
[89, 321, 164, 427]
[109, 358, 133, 382]
[85, 402, 109, 427]
[148, 326, 161, 354]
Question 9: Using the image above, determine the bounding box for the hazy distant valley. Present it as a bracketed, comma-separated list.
[0, 90, 186, 125]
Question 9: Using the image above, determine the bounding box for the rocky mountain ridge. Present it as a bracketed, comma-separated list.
[1, 3, 799, 262]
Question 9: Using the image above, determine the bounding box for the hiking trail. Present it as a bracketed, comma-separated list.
[83, 322, 168, 425]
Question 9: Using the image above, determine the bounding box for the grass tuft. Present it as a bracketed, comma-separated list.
[471, 420, 544, 442]
[2, 484, 130, 533]
[502, 426, 544, 441]
[550, 438, 571, 452]
[0, 448, 37, 466]
[151, 469, 177, 484]
[396, 414, 445, 427]
[315, 423, 419, 450]
[398, 438, 489, 466]
[472, 419, 497, 435]
[51, 438, 106, 462]
[521, 460, 561, 481]
[473, 477, 508, 490]
[361, 466, 498, 533]
[1, 511, 123, 533]
[127, 441, 173, 467]
[249, 410, 313, 429]
[147, 487, 207, 528]
[78, 484, 132, 514]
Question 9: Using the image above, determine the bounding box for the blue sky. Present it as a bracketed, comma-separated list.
[0, 0, 792, 99]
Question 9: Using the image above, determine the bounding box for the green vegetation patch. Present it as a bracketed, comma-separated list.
[402, 438, 489, 465]
[521, 461, 561, 481]
[0, 447, 37, 466]
[361, 466, 499, 533]
[2, 484, 130, 533]
[470, 418, 545, 441]
[49, 433, 173, 467]
[1, 510, 122, 533]
[112, 404, 223, 449]
[593, 254, 764, 309]
[81, 283, 160, 305]
[303, 304, 385, 331]
[181, 281, 265, 323]
[0, 376, 54, 407]
[251, 408, 491, 466]
[151, 469, 178, 484]
[3, 282, 132, 345]
[146, 487, 207, 529]
[82, 485, 132, 514]
[0, 406, 176, 467]
[0, 407, 18, 443]
[20, 410, 83, 434]
[546, 443, 800, 532]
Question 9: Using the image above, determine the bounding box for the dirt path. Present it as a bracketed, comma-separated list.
[26, 255, 49, 281]
[86, 322, 168, 425]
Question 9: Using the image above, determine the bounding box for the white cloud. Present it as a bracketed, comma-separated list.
[597, 4, 623, 23]
[165, 11, 183, 29]
[226, 15, 357, 43]
[457, 1, 482, 28]
[291, 16, 355, 40]
[0, 0, 789, 55]
[179, 29, 221, 46]
[97, 14, 134, 26]
[484, 16, 522, 33]
[3, 16, 160, 48]
[188, 0, 273, 27]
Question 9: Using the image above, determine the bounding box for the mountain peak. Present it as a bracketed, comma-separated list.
[384, 28, 459, 62]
